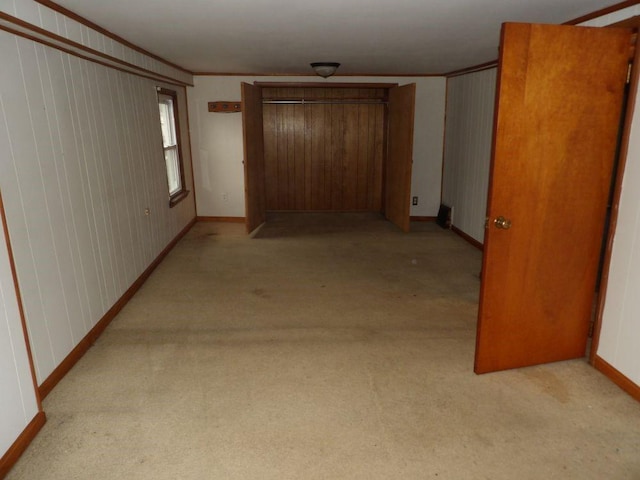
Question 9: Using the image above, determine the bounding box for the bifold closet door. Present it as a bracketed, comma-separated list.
[263, 89, 385, 211]
[385, 83, 416, 233]
[241, 82, 267, 234]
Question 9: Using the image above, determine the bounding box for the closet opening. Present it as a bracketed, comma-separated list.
[241, 82, 417, 234]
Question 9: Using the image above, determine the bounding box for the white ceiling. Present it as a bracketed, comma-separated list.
[55, 0, 618, 75]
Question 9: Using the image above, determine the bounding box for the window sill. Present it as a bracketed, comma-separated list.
[169, 190, 190, 208]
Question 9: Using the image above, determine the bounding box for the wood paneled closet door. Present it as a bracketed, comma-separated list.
[241, 82, 267, 234]
[385, 83, 416, 232]
[475, 23, 633, 373]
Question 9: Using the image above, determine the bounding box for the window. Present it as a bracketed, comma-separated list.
[157, 88, 188, 206]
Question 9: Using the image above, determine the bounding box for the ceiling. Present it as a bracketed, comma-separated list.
[53, 0, 619, 75]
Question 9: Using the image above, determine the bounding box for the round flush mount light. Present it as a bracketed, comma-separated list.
[310, 62, 341, 78]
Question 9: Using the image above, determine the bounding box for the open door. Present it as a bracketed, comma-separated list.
[475, 23, 633, 374]
[385, 83, 415, 232]
[241, 82, 267, 234]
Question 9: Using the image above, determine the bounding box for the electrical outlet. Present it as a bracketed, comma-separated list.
[412, 196, 418, 206]
[222, 192, 228, 201]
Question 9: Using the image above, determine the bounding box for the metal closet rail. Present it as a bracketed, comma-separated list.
[261, 98, 388, 105]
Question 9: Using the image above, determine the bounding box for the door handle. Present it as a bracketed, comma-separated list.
[494, 216, 512, 229]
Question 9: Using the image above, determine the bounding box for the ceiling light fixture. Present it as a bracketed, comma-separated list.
[310, 62, 341, 78]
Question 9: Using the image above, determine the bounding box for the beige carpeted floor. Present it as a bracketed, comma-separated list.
[7, 213, 640, 479]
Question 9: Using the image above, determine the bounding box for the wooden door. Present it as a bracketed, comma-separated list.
[475, 23, 633, 374]
[385, 84, 416, 232]
[241, 82, 266, 234]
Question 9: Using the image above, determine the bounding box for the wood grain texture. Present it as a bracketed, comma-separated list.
[262, 87, 385, 211]
[241, 83, 267, 233]
[475, 23, 632, 374]
[385, 84, 416, 232]
[196, 216, 246, 223]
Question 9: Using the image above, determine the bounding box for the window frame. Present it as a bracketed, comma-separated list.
[156, 87, 189, 207]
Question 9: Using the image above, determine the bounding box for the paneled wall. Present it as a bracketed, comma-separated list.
[441, 68, 496, 243]
[188, 76, 446, 218]
[0, 29, 195, 384]
[0, 195, 40, 460]
[578, 4, 640, 26]
[263, 88, 385, 211]
[1, 0, 192, 85]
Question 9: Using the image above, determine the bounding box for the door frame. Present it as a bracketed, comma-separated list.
[590, 18, 640, 365]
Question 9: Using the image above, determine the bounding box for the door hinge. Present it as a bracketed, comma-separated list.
[627, 63, 633, 84]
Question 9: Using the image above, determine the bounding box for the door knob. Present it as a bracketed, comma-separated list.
[494, 216, 512, 229]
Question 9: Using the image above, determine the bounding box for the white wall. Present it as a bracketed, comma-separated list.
[596, 87, 640, 385]
[0, 29, 195, 384]
[583, 0, 640, 388]
[442, 68, 496, 242]
[0, 197, 40, 458]
[188, 76, 446, 218]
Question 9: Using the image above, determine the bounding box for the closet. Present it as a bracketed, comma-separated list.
[241, 82, 416, 233]
[262, 87, 385, 212]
